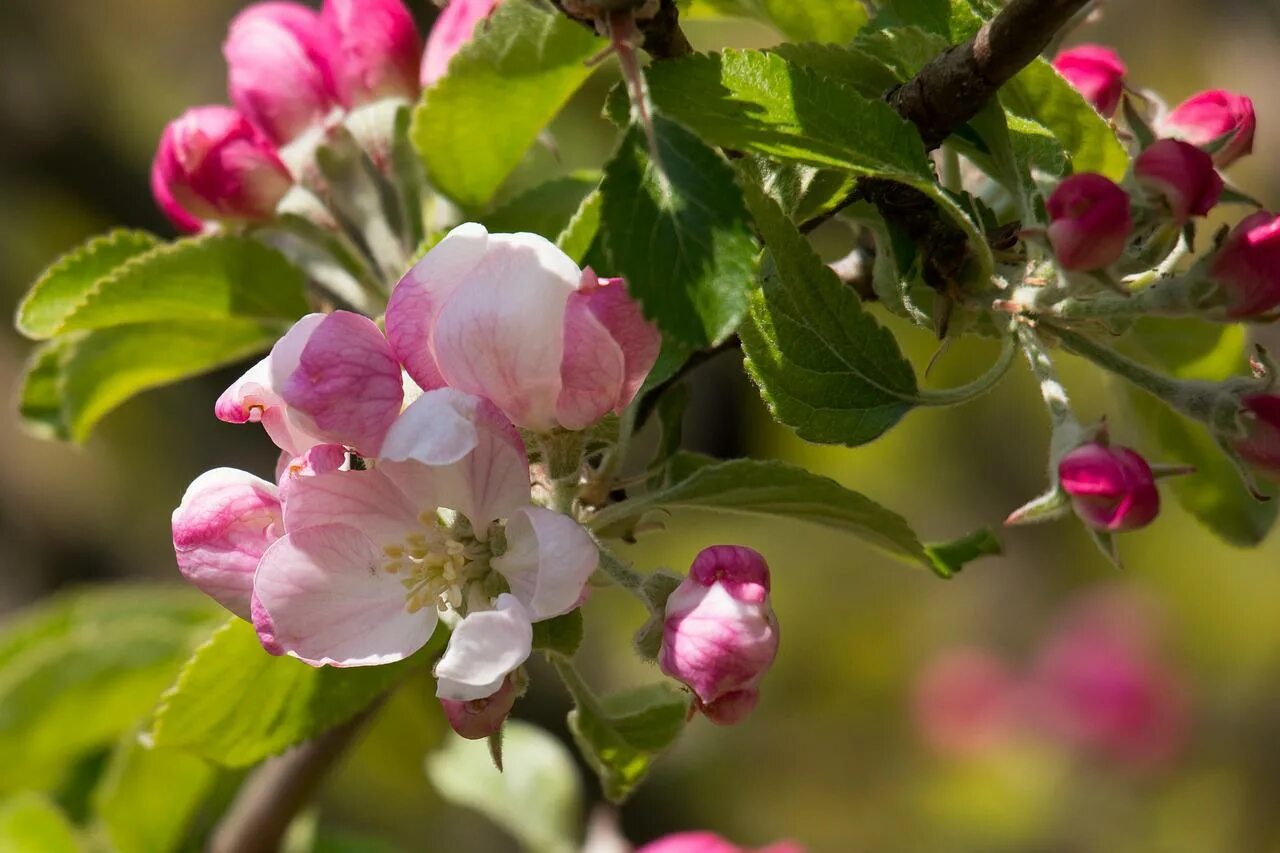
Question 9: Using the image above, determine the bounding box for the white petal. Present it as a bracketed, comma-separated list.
[282, 468, 421, 548]
[493, 507, 598, 621]
[434, 594, 533, 701]
[253, 523, 436, 666]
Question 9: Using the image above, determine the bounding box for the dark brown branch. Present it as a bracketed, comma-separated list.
[892, 0, 1092, 150]
[208, 708, 375, 853]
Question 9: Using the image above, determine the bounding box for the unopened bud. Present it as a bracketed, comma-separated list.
[439, 673, 519, 739]
[1058, 442, 1160, 532]
[1134, 138, 1223, 224]
[1209, 211, 1280, 319]
[1052, 44, 1126, 118]
[1162, 89, 1256, 168]
[1046, 174, 1133, 272]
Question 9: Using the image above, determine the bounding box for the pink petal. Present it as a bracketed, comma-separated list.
[277, 443, 349, 490]
[556, 290, 626, 430]
[430, 232, 581, 430]
[420, 0, 502, 87]
[386, 222, 490, 393]
[492, 507, 598, 621]
[575, 271, 661, 409]
[281, 311, 404, 456]
[253, 523, 435, 666]
[434, 593, 532, 701]
[282, 468, 421, 548]
[380, 389, 529, 532]
[172, 468, 282, 619]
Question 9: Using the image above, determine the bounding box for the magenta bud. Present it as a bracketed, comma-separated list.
[224, 2, 340, 145]
[1209, 211, 1280, 319]
[1134, 138, 1223, 224]
[322, 0, 423, 106]
[1046, 173, 1133, 271]
[421, 0, 502, 87]
[152, 107, 293, 228]
[659, 546, 779, 726]
[1163, 89, 1256, 168]
[439, 674, 518, 739]
[1058, 443, 1160, 532]
[1052, 44, 1127, 118]
[1231, 393, 1280, 481]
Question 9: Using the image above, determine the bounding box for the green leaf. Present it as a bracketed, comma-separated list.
[875, 0, 988, 39]
[737, 154, 858, 225]
[149, 618, 431, 767]
[626, 50, 992, 282]
[738, 176, 918, 446]
[25, 319, 280, 443]
[425, 721, 581, 853]
[924, 528, 1004, 576]
[484, 171, 599, 240]
[0, 794, 80, 853]
[531, 610, 584, 657]
[1001, 59, 1129, 181]
[761, 0, 868, 43]
[410, 0, 602, 209]
[770, 42, 899, 99]
[1122, 319, 1277, 545]
[50, 235, 308, 335]
[16, 230, 158, 340]
[590, 457, 981, 578]
[92, 735, 221, 853]
[600, 116, 758, 347]
[0, 588, 218, 795]
[555, 189, 602, 265]
[553, 659, 688, 803]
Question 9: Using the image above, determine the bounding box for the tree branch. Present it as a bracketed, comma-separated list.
[208, 708, 375, 853]
[891, 0, 1092, 149]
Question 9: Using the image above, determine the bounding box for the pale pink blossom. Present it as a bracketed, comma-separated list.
[216, 311, 404, 458]
[151, 106, 292, 228]
[224, 2, 340, 145]
[421, 0, 502, 87]
[636, 832, 803, 853]
[322, 0, 422, 105]
[251, 388, 598, 698]
[172, 468, 283, 619]
[659, 546, 779, 725]
[386, 223, 660, 431]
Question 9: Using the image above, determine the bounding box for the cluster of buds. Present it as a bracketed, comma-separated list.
[150, 0, 499, 233]
[914, 588, 1187, 767]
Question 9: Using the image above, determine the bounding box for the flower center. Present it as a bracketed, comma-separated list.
[382, 512, 492, 614]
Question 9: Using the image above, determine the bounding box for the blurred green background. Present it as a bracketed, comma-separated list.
[4, 1, 1280, 851]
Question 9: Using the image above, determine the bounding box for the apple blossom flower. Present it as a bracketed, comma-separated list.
[635, 833, 804, 853]
[151, 106, 293, 228]
[421, 0, 502, 87]
[224, 2, 340, 145]
[1162, 89, 1256, 168]
[386, 223, 660, 432]
[1134, 138, 1223, 224]
[216, 311, 404, 458]
[440, 673, 519, 739]
[251, 388, 598, 699]
[1052, 45, 1127, 117]
[1231, 393, 1280, 481]
[172, 468, 283, 619]
[659, 546, 779, 725]
[322, 0, 422, 106]
[1208, 211, 1280, 319]
[1046, 173, 1133, 271]
[1058, 442, 1160, 532]
[913, 648, 1023, 757]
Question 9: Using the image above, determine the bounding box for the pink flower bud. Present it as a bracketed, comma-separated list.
[1209, 211, 1280, 319]
[386, 223, 661, 431]
[421, 0, 502, 87]
[149, 159, 204, 234]
[322, 0, 423, 105]
[1052, 44, 1127, 118]
[1046, 173, 1133, 271]
[1163, 89, 1256, 168]
[1232, 393, 1280, 481]
[1134, 138, 1223, 224]
[224, 3, 340, 145]
[151, 106, 292, 226]
[913, 648, 1022, 757]
[659, 546, 779, 726]
[1058, 443, 1160, 532]
[636, 833, 804, 853]
[1029, 592, 1186, 766]
[439, 674, 519, 739]
[172, 468, 282, 620]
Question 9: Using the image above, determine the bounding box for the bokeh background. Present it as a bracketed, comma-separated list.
[3, 1, 1280, 851]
